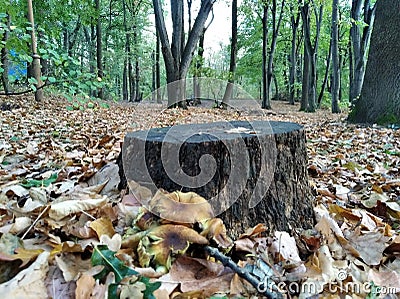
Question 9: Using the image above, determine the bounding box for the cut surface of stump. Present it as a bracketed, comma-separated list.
[120, 121, 315, 237]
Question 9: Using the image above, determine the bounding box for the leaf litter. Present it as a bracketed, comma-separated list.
[0, 95, 399, 298]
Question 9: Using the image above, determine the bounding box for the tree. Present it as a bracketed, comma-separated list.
[1, 12, 11, 93]
[95, 0, 103, 99]
[288, 3, 300, 105]
[349, 0, 400, 124]
[221, 0, 238, 107]
[330, 0, 340, 113]
[349, 0, 376, 103]
[153, 0, 215, 107]
[27, 0, 44, 101]
[300, 1, 323, 112]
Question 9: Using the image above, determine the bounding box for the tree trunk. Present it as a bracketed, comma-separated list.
[27, 0, 43, 101]
[331, 0, 341, 113]
[261, 5, 269, 109]
[156, 30, 162, 103]
[300, 2, 323, 112]
[120, 121, 315, 238]
[349, 0, 376, 103]
[317, 41, 331, 107]
[289, 7, 300, 105]
[1, 12, 11, 94]
[264, 0, 285, 108]
[222, 0, 238, 107]
[95, 0, 103, 99]
[349, 0, 400, 124]
[300, 40, 310, 111]
[153, 0, 214, 108]
[122, 0, 129, 101]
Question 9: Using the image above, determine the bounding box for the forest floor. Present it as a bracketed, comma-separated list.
[0, 94, 399, 298]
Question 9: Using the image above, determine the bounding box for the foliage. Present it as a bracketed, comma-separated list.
[91, 245, 160, 299]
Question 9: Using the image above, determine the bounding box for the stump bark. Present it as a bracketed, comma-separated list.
[119, 121, 315, 237]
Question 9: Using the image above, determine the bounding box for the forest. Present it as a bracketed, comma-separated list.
[1, 0, 398, 122]
[0, 0, 400, 298]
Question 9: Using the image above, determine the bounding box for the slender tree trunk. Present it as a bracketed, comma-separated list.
[222, 0, 238, 107]
[331, 0, 341, 113]
[317, 40, 331, 106]
[193, 29, 205, 100]
[300, 40, 310, 111]
[265, 0, 285, 108]
[261, 4, 269, 109]
[134, 58, 140, 101]
[1, 12, 11, 93]
[156, 30, 161, 103]
[122, 0, 129, 101]
[95, 0, 103, 99]
[27, 0, 43, 101]
[289, 7, 300, 105]
[133, 27, 140, 102]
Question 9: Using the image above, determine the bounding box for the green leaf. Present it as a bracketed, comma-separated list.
[66, 106, 74, 111]
[91, 245, 138, 283]
[139, 276, 161, 299]
[21, 173, 58, 188]
[28, 77, 38, 85]
[48, 77, 56, 83]
[91, 245, 160, 299]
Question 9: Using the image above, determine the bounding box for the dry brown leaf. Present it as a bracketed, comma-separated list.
[89, 217, 115, 239]
[0, 251, 49, 298]
[75, 274, 96, 299]
[168, 256, 234, 296]
[55, 253, 92, 282]
[238, 223, 268, 239]
[49, 196, 107, 220]
[346, 230, 389, 265]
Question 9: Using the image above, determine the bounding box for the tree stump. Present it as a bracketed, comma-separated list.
[119, 121, 315, 237]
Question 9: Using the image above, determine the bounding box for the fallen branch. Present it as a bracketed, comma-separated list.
[204, 245, 283, 299]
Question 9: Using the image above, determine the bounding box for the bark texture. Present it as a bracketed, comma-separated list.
[349, 0, 400, 124]
[119, 121, 315, 238]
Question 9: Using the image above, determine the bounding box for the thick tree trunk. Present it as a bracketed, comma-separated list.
[119, 121, 315, 238]
[1, 12, 11, 94]
[349, 0, 376, 103]
[349, 0, 400, 124]
[153, 0, 214, 108]
[300, 3, 322, 112]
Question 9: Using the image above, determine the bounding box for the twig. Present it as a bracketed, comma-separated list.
[205, 246, 283, 299]
[21, 205, 50, 240]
